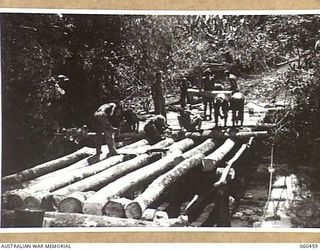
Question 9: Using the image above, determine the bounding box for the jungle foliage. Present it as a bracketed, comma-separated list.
[1, 13, 320, 174]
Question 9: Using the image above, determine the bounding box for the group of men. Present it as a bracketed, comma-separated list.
[93, 69, 240, 158]
[94, 71, 168, 158]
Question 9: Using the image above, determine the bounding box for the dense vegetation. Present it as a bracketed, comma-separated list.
[1, 13, 320, 175]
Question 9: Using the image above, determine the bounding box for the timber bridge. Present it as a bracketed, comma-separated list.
[1, 97, 297, 228]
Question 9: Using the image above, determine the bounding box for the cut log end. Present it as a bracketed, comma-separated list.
[58, 197, 83, 214]
[41, 195, 64, 212]
[102, 198, 132, 218]
[4, 194, 24, 210]
[125, 202, 143, 219]
[23, 196, 41, 210]
[102, 201, 125, 218]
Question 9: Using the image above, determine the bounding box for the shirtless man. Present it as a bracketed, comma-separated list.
[94, 103, 120, 157]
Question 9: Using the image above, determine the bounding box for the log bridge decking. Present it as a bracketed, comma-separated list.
[1, 125, 270, 228]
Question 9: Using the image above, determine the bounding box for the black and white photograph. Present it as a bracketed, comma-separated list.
[1, 10, 320, 230]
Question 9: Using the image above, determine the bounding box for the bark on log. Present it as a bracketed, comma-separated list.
[58, 191, 96, 213]
[117, 139, 149, 150]
[125, 153, 205, 219]
[202, 139, 236, 172]
[88, 131, 145, 141]
[14, 154, 135, 210]
[2, 147, 94, 185]
[181, 139, 216, 160]
[214, 143, 249, 187]
[2, 210, 188, 227]
[185, 130, 268, 139]
[53, 138, 175, 196]
[82, 141, 194, 216]
[16, 140, 150, 190]
[83, 138, 195, 215]
[25, 154, 130, 193]
[83, 150, 183, 215]
[43, 211, 187, 227]
[84, 139, 212, 216]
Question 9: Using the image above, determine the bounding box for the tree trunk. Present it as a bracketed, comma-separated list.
[88, 131, 145, 141]
[214, 143, 249, 187]
[185, 130, 268, 139]
[125, 153, 205, 219]
[4, 140, 149, 192]
[117, 139, 149, 150]
[181, 139, 216, 160]
[24, 154, 129, 193]
[43, 211, 188, 227]
[82, 151, 183, 215]
[2, 147, 94, 185]
[82, 139, 195, 215]
[83, 139, 215, 217]
[10, 154, 133, 210]
[53, 138, 175, 196]
[58, 191, 96, 213]
[2, 210, 188, 227]
[15, 155, 107, 190]
[202, 139, 235, 172]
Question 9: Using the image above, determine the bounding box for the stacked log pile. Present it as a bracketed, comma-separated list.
[2, 131, 259, 228]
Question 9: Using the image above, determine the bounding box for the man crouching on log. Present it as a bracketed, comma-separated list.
[144, 115, 169, 145]
[94, 103, 120, 157]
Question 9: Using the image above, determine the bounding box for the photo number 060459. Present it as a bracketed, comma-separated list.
[1, 11, 320, 229]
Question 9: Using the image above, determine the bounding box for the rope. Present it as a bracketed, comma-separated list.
[260, 143, 275, 225]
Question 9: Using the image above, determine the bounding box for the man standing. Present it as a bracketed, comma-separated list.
[93, 102, 120, 157]
[202, 68, 214, 120]
[151, 71, 166, 119]
[180, 77, 190, 109]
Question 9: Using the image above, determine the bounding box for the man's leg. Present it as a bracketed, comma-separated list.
[153, 97, 160, 115]
[203, 101, 208, 121]
[94, 116, 104, 155]
[160, 97, 166, 119]
[96, 131, 103, 155]
[105, 130, 118, 156]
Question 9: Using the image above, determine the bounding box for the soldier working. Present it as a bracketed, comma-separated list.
[93, 102, 120, 157]
[144, 115, 169, 144]
[151, 71, 166, 119]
